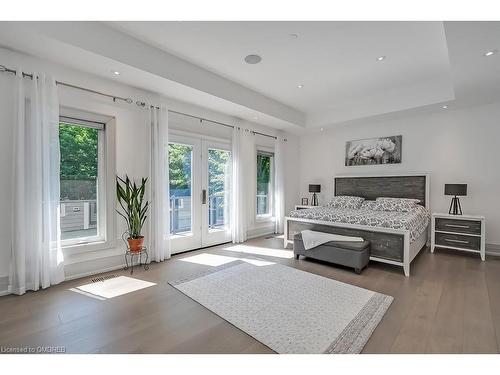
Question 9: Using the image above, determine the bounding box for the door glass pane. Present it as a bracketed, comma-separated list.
[59, 122, 100, 240]
[208, 148, 231, 230]
[256, 153, 272, 216]
[169, 143, 193, 234]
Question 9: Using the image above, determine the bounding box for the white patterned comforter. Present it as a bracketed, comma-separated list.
[289, 204, 430, 243]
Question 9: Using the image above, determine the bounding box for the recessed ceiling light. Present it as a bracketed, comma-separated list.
[244, 54, 262, 64]
[253, 116, 259, 120]
[297, 84, 304, 89]
[442, 105, 448, 109]
[112, 71, 120, 75]
[320, 127, 324, 132]
[484, 50, 497, 57]
[377, 56, 386, 61]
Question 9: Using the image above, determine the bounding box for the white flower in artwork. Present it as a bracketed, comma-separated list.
[373, 147, 385, 159]
[379, 138, 396, 153]
[359, 148, 376, 159]
[347, 144, 363, 159]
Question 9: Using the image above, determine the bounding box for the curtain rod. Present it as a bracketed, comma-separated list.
[0, 64, 137, 106]
[168, 109, 234, 129]
[168, 110, 281, 140]
[0, 64, 282, 141]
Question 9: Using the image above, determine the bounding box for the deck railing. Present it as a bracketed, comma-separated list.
[170, 193, 228, 234]
[256, 194, 269, 215]
[60, 199, 97, 239]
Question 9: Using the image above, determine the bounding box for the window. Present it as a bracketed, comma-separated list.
[256, 151, 274, 218]
[59, 114, 112, 249]
[208, 147, 231, 230]
[168, 143, 193, 235]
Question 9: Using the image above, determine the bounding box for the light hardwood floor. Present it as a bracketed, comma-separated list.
[1, 236, 499, 354]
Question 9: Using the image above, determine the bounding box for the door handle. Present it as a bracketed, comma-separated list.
[202, 189, 207, 204]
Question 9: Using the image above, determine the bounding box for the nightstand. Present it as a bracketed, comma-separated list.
[294, 205, 317, 210]
[431, 213, 485, 261]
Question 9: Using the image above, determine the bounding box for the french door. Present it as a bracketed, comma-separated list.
[169, 133, 232, 254]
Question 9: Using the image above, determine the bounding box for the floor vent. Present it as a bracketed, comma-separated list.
[91, 274, 118, 283]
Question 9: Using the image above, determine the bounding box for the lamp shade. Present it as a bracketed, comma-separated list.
[309, 184, 321, 193]
[445, 184, 467, 196]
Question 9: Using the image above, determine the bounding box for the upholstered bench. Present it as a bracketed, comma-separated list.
[293, 233, 371, 274]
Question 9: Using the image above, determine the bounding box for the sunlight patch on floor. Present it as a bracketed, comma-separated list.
[69, 276, 156, 299]
[222, 244, 294, 259]
[179, 253, 275, 267]
[68, 287, 107, 301]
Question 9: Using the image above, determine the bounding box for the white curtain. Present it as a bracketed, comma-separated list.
[274, 134, 286, 234]
[9, 69, 65, 295]
[148, 105, 170, 262]
[231, 127, 251, 243]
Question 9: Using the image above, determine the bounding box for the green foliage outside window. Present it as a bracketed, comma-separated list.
[59, 123, 98, 180]
[168, 144, 192, 193]
[59, 123, 98, 200]
[208, 149, 230, 196]
[257, 154, 271, 194]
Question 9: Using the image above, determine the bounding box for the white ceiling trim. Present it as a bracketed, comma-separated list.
[23, 21, 306, 128]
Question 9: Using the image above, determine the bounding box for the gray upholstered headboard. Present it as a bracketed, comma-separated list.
[334, 174, 429, 208]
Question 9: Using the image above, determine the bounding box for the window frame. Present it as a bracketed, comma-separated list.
[255, 147, 275, 222]
[59, 108, 116, 255]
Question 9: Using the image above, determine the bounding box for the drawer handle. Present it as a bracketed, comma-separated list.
[444, 224, 470, 229]
[444, 239, 469, 244]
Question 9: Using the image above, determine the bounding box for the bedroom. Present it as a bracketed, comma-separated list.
[1, 0, 500, 373]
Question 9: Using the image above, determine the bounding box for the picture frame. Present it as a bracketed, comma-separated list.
[301, 198, 309, 205]
[345, 135, 402, 166]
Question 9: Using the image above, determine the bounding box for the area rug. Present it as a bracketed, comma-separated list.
[169, 261, 393, 354]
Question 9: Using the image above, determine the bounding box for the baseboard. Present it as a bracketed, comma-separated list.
[247, 224, 275, 240]
[64, 253, 146, 281]
[486, 243, 500, 257]
[64, 263, 128, 282]
[0, 255, 144, 296]
[247, 229, 275, 240]
[0, 276, 8, 296]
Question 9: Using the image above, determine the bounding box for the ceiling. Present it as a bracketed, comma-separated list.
[110, 21, 456, 126]
[0, 21, 499, 132]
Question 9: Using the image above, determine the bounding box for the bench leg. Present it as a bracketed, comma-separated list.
[295, 254, 300, 260]
[354, 268, 361, 274]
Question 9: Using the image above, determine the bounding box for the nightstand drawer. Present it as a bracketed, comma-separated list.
[435, 218, 481, 235]
[435, 232, 481, 250]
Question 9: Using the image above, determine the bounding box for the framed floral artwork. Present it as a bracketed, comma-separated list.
[345, 135, 402, 166]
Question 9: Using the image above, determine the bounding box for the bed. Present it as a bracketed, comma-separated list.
[284, 174, 431, 276]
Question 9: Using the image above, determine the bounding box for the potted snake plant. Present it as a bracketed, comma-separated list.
[116, 175, 149, 252]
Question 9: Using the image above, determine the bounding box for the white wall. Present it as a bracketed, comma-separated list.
[0, 47, 296, 290]
[297, 102, 500, 246]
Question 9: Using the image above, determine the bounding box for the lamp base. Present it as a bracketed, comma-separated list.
[311, 193, 318, 206]
[448, 196, 463, 215]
